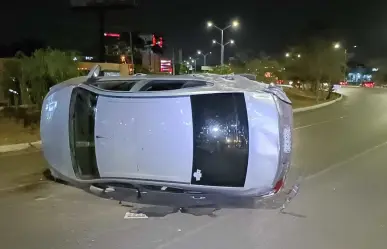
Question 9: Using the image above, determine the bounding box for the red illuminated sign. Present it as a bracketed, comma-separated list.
[159, 37, 163, 48]
[152, 35, 157, 46]
[152, 35, 163, 48]
[104, 33, 120, 38]
[160, 59, 172, 73]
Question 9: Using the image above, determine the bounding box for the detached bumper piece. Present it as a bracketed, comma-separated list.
[89, 182, 300, 210]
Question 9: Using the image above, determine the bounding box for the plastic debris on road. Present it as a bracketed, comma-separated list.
[124, 212, 148, 219]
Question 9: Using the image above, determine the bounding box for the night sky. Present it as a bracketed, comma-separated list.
[0, 0, 385, 64]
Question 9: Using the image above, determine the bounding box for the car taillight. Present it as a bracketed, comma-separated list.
[273, 178, 285, 193]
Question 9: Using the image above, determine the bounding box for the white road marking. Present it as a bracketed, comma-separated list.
[294, 116, 348, 130]
[0, 149, 40, 158]
[306, 140, 387, 180]
[35, 195, 53, 201]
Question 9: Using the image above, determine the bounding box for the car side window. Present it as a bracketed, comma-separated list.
[139, 80, 207, 91]
[94, 81, 139, 91]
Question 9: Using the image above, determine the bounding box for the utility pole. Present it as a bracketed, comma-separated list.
[98, 10, 105, 62]
[172, 48, 176, 75]
[129, 31, 134, 74]
[220, 29, 224, 66]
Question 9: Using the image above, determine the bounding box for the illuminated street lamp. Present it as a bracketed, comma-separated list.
[333, 42, 348, 82]
[207, 20, 239, 65]
[285, 52, 300, 59]
[197, 50, 212, 66]
[190, 58, 197, 73]
[334, 42, 341, 49]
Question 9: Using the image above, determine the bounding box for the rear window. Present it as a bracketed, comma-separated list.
[140, 80, 208, 92]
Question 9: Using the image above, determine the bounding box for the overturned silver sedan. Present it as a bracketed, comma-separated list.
[41, 66, 298, 209]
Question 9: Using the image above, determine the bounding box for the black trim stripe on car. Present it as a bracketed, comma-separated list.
[190, 93, 249, 187]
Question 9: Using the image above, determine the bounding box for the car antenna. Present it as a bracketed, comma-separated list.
[86, 64, 101, 83]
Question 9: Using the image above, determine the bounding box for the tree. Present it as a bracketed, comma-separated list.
[230, 65, 246, 74]
[212, 65, 233, 74]
[18, 48, 80, 107]
[178, 64, 189, 74]
[285, 39, 345, 100]
[245, 58, 284, 83]
[0, 59, 22, 105]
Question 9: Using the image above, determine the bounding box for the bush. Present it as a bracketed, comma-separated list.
[23, 110, 40, 128]
[0, 48, 81, 108]
[1, 106, 17, 119]
[0, 106, 40, 129]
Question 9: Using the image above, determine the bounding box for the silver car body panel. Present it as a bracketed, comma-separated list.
[41, 73, 293, 198]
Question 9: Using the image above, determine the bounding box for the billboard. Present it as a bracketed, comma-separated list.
[201, 66, 213, 71]
[70, 0, 138, 9]
[160, 59, 172, 73]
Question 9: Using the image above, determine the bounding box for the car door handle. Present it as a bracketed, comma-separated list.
[96, 135, 106, 139]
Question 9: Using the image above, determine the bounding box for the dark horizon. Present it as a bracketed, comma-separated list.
[0, 0, 385, 63]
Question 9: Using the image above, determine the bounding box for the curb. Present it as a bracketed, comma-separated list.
[0, 141, 42, 154]
[0, 94, 343, 153]
[293, 94, 343, 113]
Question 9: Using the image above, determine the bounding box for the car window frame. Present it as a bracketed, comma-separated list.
[88, 79, 144, 92]
[137, 79, 209, 92]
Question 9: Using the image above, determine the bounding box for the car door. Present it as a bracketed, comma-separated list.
[134, 97, 193, 183]
[94, 96, 139, 179]
[94, 95, 193, 183]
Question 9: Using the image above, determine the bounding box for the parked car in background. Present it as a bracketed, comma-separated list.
[361, 81, 375, 88]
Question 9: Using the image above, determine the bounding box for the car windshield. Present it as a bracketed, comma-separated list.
[1, 1, 386, 249]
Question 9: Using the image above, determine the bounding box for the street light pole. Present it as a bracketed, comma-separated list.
[193, 59, 197, 72]
[344, 48, 347, 82]
[220, 29, 224, 66]
[333, 42, 352, 82]
[189, 57, 197, 73]
[207, 20, 239, 66]
[197, 50, 212, 66]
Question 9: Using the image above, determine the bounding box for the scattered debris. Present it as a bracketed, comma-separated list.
[124, 212, 148, 219]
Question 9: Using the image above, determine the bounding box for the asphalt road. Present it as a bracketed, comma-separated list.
[1, 87, 387, 249]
